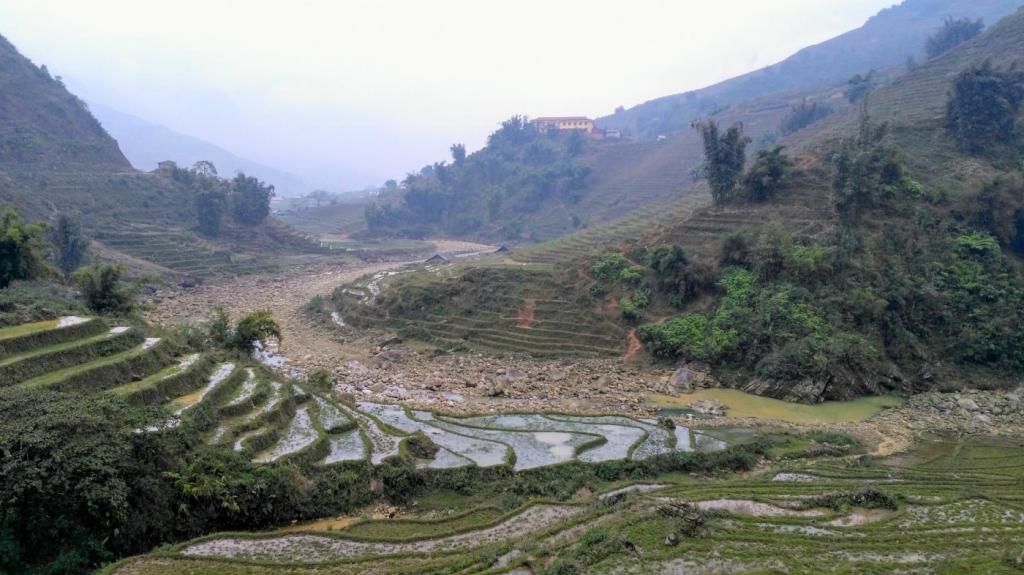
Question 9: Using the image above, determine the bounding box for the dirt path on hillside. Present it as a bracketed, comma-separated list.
[145, 240, 493, 371]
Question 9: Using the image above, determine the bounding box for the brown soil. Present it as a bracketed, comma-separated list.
[516, 299, 536, 328]
[621, 329, 642, 363]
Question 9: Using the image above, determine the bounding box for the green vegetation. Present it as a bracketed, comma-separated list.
[926, 16, 984, 58]
[945, 60, 1023, 156]
[363, 116, 592, 241]
[0, 208, 48, 288]
[742, 145, 793, 202]
[694, 120, 750, 206]
[230, 173, 275, 226]
[51, 214, 89, 277]
[844, 71, 875, 103]
[780, 99, 832, 135]
[74, 262, 134, 315]
[230, 310, 282, 352]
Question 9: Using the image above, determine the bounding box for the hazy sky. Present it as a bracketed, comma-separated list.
[0, 0, 895, 190]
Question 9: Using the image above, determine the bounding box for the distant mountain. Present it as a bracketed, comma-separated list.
[0, 34, 129, 173]
[87, 102, 309, 196]
[599, 0, 1024, 139]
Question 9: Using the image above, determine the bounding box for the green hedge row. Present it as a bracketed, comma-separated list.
[122, 355, 215, 407]
[0, 329, 142, 386]
[53, 340, 180, 394]
[0, 318, 107, 358]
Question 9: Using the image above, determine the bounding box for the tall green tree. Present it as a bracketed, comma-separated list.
[194, 187, 227, 237]
[926, 17, 983, 58]
[230, 173, 275, 225]
[51, 214, 88, 278]
[450, 143, 466, 165]
[945, 60, 1024, 156]
[0, 208, 47, 289]
[694, 120, 749, 206]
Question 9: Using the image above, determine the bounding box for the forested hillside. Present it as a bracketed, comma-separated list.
[358, 7, 1024, 403]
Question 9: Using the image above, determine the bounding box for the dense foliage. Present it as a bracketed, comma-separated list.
[945, 60, 1024, 156]
[363, 116, 591, 240]
[742, 146, 793, 202]
[0, 208, 48, 289]
[73, 262, 134, 315]
[230, 173, 275, 226]
[926, 17, 984, 58]
[50, 214, 88, 278]
[694, 120, 749, 206]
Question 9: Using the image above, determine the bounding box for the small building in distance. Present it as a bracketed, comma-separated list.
[156, 160, 177, 174]
[532, 116, 595, 133]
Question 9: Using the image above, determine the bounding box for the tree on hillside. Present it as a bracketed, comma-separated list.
[0, 208, 48, 289]
[230, 173, 275, 225]
[487, 115, 536, 147]
[233, 309, 281, 352]
[566, 130, 587, 156]
[972, 173, 1024, 254]
[832, 108, 917, 224]
[945, 60, 1024, 156]
[450, 143, 466, 166]
[51, 214, 89, 278]
[192, 160, 218, 177]
[926, 17, 983, 59]
[694, 120, 749, 206]
[194, 187, 227, 237]
[844, 71, 875, 103]
[743, 145, 793, 202]
[308, 189, 331, 209]
[780, 99, 832, 135]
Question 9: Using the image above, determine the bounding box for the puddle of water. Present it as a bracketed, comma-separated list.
[342, 403, 402, 464]
[429, 416, 591, 470]
[359, 403, 505, 468]
[321, 427, 367, 465]
[314, 396, 352, 432]
[142, 337, 161, 350]
[225, 369, 258, 407]
[56, 316, 89, 328]
[254, 406, 319, 463]
[649, 390, 903, 424]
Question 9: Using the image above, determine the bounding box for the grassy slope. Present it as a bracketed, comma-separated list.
[599, 0, 1024, 139]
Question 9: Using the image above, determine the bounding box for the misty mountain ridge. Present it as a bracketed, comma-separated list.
[599, 0, 1024, 139]
[87, 102, 309, 196]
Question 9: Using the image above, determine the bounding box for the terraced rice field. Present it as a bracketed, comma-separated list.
[337, 265, 629, 358]
[107, 434, 1024, 574]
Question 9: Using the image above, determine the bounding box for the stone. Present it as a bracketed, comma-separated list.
[690, 399, 727, 417]
[973, 413, 992, 424]
[670, 365, 696, 393]
[484, 384, 505, 398]
[664, 532, 679, 547]
[548, 369, 567, 382]
[957, 397, 979, 411]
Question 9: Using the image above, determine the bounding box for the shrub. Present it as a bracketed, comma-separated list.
[74, 262, 134, 314]
[780, 100, 831, 135]
[638, 314, 711, 360]
[926, 17, 983, 59]
[719, 233, 752, 268]
[620, 297, 642, 322]
[742, 145, 793, 202]
[232, 310, 281, 352]
[844, 71, 875, 103]
[945, 60, 1024, 156]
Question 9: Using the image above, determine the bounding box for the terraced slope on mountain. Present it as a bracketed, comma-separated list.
[107, 433, 1024, 574]
[599, 0, 1024, 139]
